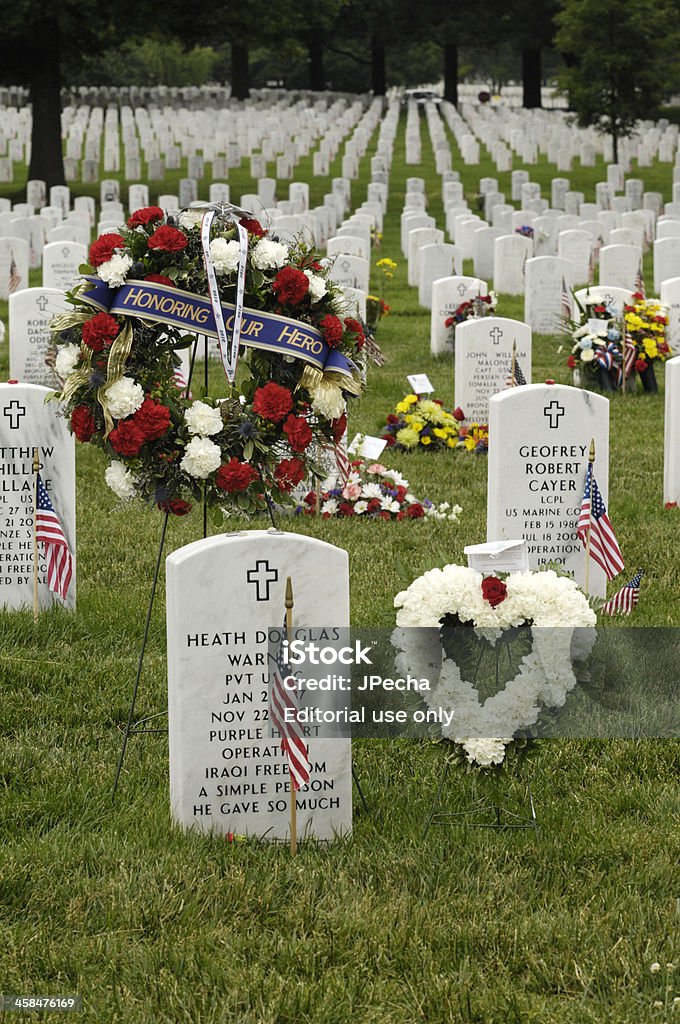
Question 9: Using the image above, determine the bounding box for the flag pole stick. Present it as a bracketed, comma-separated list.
[32, 448, 40, 623]
[584, 438, 595, 596]
[511, 340, 517, 387]
[285, 575, 297, 856]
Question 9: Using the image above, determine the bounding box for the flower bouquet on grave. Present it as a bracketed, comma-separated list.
[563, 294, 623, 393]
[382, 394, 460, 451]
[49, 205, 366, 518]
[392, 564, 597, 772]
[363, 257, 396, 365]
[297, 459, 461, 521]
[622, 294, 671, 394]
[445, 291, 497, 344]
[514, 225, 534, 240]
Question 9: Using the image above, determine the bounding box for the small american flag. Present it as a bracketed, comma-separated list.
[36, 473, 73, 600]
[333, 441, 351, 484]
[601, 568, 643, 615]
[8, 253, 21, 294]
[269, 616, 310, 791]
[634, 260, 646, 298]
[577, 463, 624, 581]
[561, 277, 572, 322]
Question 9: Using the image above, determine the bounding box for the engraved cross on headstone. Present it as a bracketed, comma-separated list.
[457, 282, 468, 296]
[36, 295, 48, 312]
[247, 560, 279, 602]
[489, 326, 504, 345]
[3, 400, 26, 430]
[544, 400, 565, 429]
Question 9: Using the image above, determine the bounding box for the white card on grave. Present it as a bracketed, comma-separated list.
[9, 288, 70, 387]
[407, 374, 434, 396]
[347, 434, 387, 459]
[0, 383, 76, 610]
[464, 539, 529, 574]
[166, 531, 352, 840]
[487, 383, 610, 597]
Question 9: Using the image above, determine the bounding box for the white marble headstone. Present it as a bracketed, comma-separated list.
[42, 242, 87, 292]
[430, 276, 487, 356]
[524, 256, 575, 333]
[487, 383, 610, 596]
[166, 531, 352, 841]
[0, 383, 76, 610]
[599, 244, 642, 291]
[664, 355, 680, 508]
[9, 288, 70, 387]
[455, 317, 532, 422]
[493, 234, 532, 296]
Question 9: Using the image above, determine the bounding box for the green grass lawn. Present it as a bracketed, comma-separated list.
[1, 107, 679, 1023]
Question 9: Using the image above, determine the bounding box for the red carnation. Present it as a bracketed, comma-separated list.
[384, 435, 396, 446]
[89, 233, 126, 268]
[379, 511, 391, 520]
[320, 314, 344, 348]
[215, 458, 259, 493]
[635, 358, 648, 373]
[367, 498, 381, 513]
[343, 316, 365, 349]
[272, 266, 309, 306]
[567, 354, 578, 369]
[132, 397, 171, 441]
[632, 292, 644, 301]
[145, 273, 175, 287]
[406, 503, 425, 518]
[338, 501, 354, 516]
[127, 206, 164, 229]
[274, 457, 305, 491]
[331, 412, 347, 443]
[386, 414, 399, 425]
[71, 405, 96, 442]
[147, 225, 188, 252]
[82, 312, 120, 352]
[157, 498, 192, 516]
[444, 316, 454, 328]
[481, 576, 508, 607]
[239, 216, 265, 238]
[283, 414, 312, 452]
[252, 381, 293, 422]
[453, 407, 465, 422]
[109, 420, 145, 456]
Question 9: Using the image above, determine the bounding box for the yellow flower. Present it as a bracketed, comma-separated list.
[433, 427, 449, 439]
[446, 438, 457, 448]
[396, 427, 420, 449]
[420, 436, 432, 445]
[377, 258, 397, 271]
[410, 420, 424, 432]
[462, 436, 476, 451]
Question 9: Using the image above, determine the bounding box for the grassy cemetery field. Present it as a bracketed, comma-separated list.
[1, 107, 679, 1022]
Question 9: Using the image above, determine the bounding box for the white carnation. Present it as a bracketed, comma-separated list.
[321, 498, 339, 515]
[184, 399, 223, 436]
[180, 436, 222, 479]
[304, 269, 327, 302]
[462, 738, 509, 767]
[97, 251, 133, 287]
[105, 460, 138, 501]
[251, 238, 289, 270]
[55, 343, 81, 379]
[209, 237, 241, 275]
[310, 384, 345, 420]
[178, 209, 205, 230]
[354, 500, 368, 515]
[105, 377, 144, 419]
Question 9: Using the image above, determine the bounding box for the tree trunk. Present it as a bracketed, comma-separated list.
[371, 36, 386, 96]
[308, 37, 325, 91]
[28, 16, 64, 188]
[443, 42, 458, 106]
[231, 41, 250, 101]
[612, 130, 619, 163]
[522, 47, 542, 109]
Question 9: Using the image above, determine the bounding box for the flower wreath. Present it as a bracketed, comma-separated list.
[50, 206, 366, 515]
[392, 565, 596, 766]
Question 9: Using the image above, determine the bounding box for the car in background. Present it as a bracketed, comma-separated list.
[403, 88, 442, 106]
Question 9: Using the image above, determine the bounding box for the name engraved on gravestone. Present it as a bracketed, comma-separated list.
[487, 383, 609, 597]
[9, 288, 70, 386]
[166, 531, 352, 840]
[0, 383, 76, 609]
[454, 317, 532, 422]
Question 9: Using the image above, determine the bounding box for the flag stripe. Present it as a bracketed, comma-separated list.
[35, 475, 72, 601]
[269, 615, 310, 791]
[577, 463, 624, 581]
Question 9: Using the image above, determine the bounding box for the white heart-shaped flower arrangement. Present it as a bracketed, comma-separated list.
[392, 566, 597, 766]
